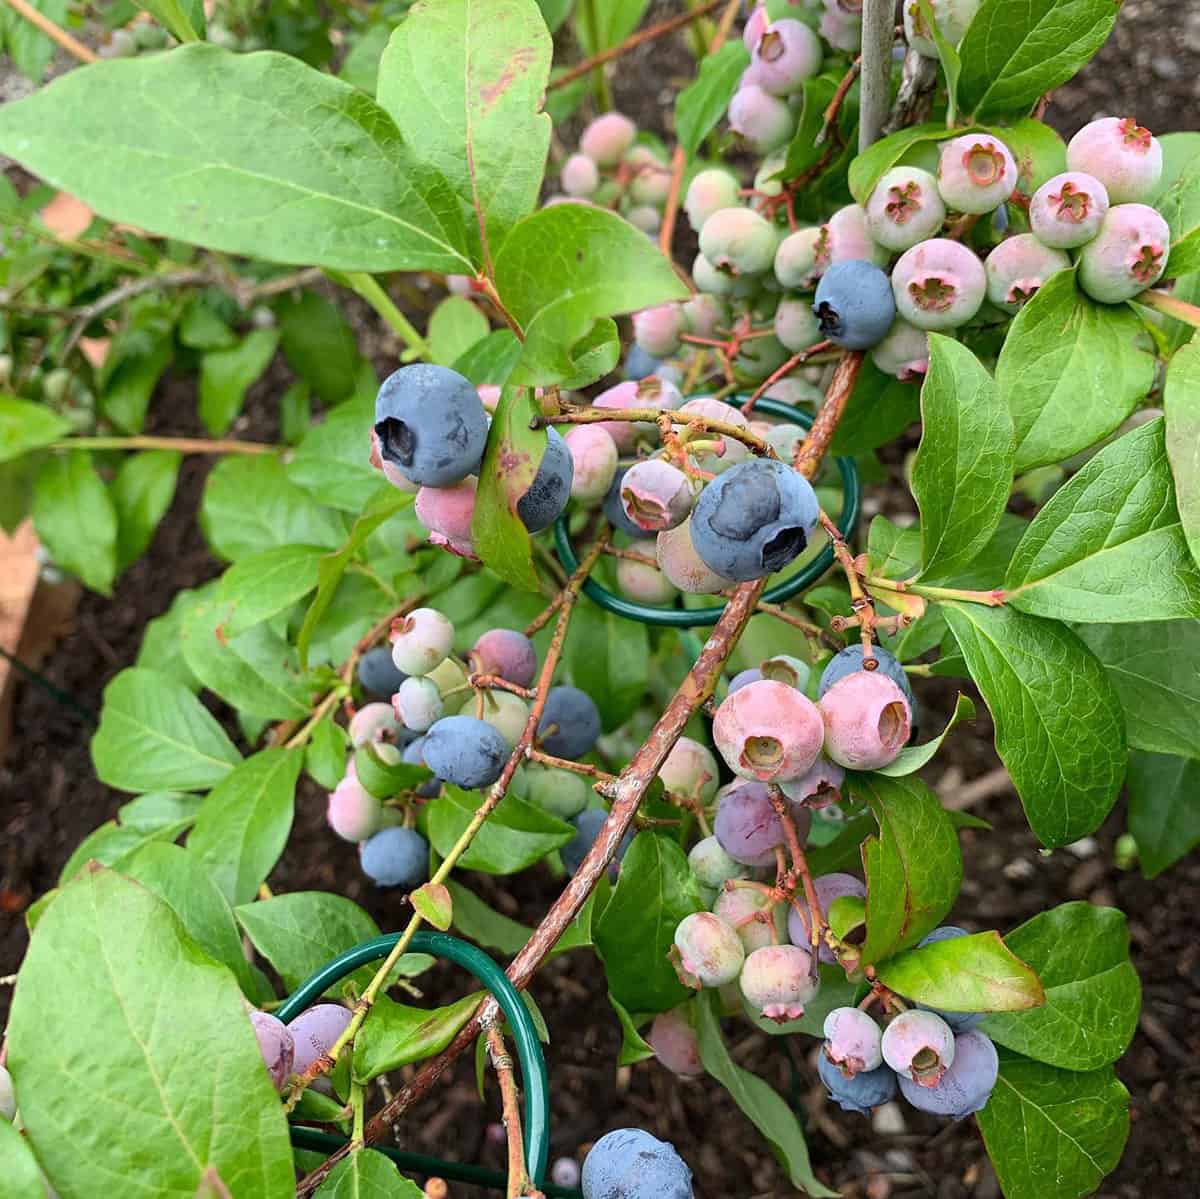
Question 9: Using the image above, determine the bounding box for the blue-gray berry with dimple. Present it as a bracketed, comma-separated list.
[518, 427, 574, 533]
[813, 259, 897, 350]
[422, 715, 510, 790]
[360, 827, 429, 889]
[581, 1127, 693, 1199]
[817, 1053, 898, 1115]
[819, 644, 915, 708]
[537, 686, 602, 760]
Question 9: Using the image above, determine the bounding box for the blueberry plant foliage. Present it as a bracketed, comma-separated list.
[2, 0, 1197, 1196]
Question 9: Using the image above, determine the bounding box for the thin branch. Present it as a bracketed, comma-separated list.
[545, 406, 773, 457]
[793, 351, 863, 479]
[2, 0, 96, 61]
[50, 435, 278, 455]
[818, 57, 862, 148]
[487, 1025, 531, 1199]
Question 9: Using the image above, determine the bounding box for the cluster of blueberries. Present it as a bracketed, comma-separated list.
[248, 1002, 354, 1095]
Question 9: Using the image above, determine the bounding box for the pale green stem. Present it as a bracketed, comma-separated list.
[339, 272, 430, 361]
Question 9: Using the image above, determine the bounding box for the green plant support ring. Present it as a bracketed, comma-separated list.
[552, 396, 861, 627]
[280, 931, 557, 1193]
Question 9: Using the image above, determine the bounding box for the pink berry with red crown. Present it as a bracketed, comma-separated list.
[750, 18, 822, 96]
[739, 944, 819, 1022]
[984, 234, 1071, 313]
[819, 670, 912, 769]
[1066, 116, 1162, 204]
[865, 166, 947, 252]
[891, 238, 987, 331]
[937, 134, 1017, 214]
[1029, 171, 1110, 248]
[881, 1009, 956, 1088]
[713, 679, 825, 783]
[1077, 203, 1170, 302]
[823, 1006, 884, 1077]
[563, 425, 618, 504]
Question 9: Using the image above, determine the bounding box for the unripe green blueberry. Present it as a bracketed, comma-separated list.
[759, 653, 811, 691]
[1029, 171, 1110, 249]
[427, 654, 469, 697]
[561, 153, 600, 198]
[819, 670, 912, 769]
[891, 238, 987, 330]
[479, 688, 529, 749]
[693, 252, 757, 298]
[728, 83, 796, 153]
[714, 884, 787, 952]
[865, 166, 947, 251]
[563, 425, 618, 504]
[714, 679, 825, 783]
[937, 134, 1018, 214]
[100, 27, 137, 57]
[765, 424, 806, 462]
[685, 168, 742, 231]
[390, 608, 455, 676]
[699, 206, 779, 277]
[580, 112, 637, 167]
[525, 764, 591, 820]
[870, 318, 929, 381]
[658, 735, 720, 801]
[750, 18, 822, 96]
[902, 0, 981, 58]
[821, 204, 889, 268]
[616, 539, 679, 605]
[739, 943, 819, 1022]
[647, 1008, 704, 1077]
[656, 517, 735, 594]
[1066, 116, 1163, 204]
[754, 149, 788, 199]
[775, 226, 824, 290]
[626, 204, 661, 234]
[1077, 202, 1170, 303]
[765, 377, 824, 408]
[688, 835, 747, 889]
[672, 911, 746, 988]
[773, 298, 821, 352]
[630, 160, 673, 207]
[634, 302, 687, 356]
[682, 292, 730, 339]
[733, 332, 791, 382]
[0, 1064, 16, 1121]
[985, 234, 1071, 313]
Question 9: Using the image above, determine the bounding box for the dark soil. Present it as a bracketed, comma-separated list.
[4, 4, 1200, 1196]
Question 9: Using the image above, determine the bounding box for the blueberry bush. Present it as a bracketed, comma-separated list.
[2, 0, 1197, 1195]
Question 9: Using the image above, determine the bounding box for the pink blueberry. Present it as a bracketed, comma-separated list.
[580, 112, 637, 167]
[634, 303, 687, 357]
[819, 670, 912, 769]
[563, 425, 618, 504]
[620, 459, 695, 532]
[774, 298, 821, 353]
[984, 234, 1071, 313]
[672, 911, 746, 988]
[648, 1008, 704, 1077]
[616, 542, 679, 605]
[937, 134, 1018, 214]
[470, 628, 538, 688]
[728, 83, 796, 153]
[561, 152, 600, 197]
[898, 1028, 998, 1116]
[775, 226, 825, 290]
[678, 395, 751, 474]
[393, 676, 444, 732]
[750, 18, 822, 96]
[1077, 202, 1170, 303]
[881, 1009, 956, 1088]
[289, 1003, 354, 1075]
[787, 872, 867, 963]
[865, 166, 947, 252]
[891, 238, 987, 331]
[349, 701, 405, 748]
[819, 2, 862, 52]
[714, 883, 787, 952]
[592, 378, 673, 452]
[657, 517, 735, 594]
[658, 736, 720, 801]
[390, 608, 455, 676]
[780, 756, 846, 807]
[742, 3, 769, 51]
[416, 477, 478, 547]
[326, 776, 384, 843]
[823, 1006, 884, 1077]
[1066, 116, 1163, 204]
[869, 318, 929, 381]
[713, 679, 825, 783]
[684, 168, 742, 231]
[820, 204, 889, 268]
[1029, 171, 1110, 249]
[477, 384, 502, 413]
[714, 780, 785, 867]
[249, 1010, 295, 1091]
[903, 0, 981, 58]
[682, 292, 730, 339]
[739, 944, 819, 1022]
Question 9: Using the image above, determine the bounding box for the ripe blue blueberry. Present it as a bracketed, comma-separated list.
[690, 459, 820, 582]
[403, 735, 442, 797]
[817, 1052, 899, 1115]
[813, 260, 897, 350]
[537, 685, 602, 760]
[422, 715, 510, 789]
[819, 644, 915, 708]
[374, 364, 488, 487]
[916, 926, 983, 1031]
[561, 807, 633, 876]
[518, 427, 574, 533]
[581, 1128, 693, 1199]
[357, 646, 406, 698]
[625, 344, 660, 380]
[360, 826, 429, 889]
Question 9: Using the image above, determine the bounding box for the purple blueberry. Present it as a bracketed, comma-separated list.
[1066, 116, 1162, 204]
[787, 872, 867, 964]
[714, 780, 785, 867]
[713, 680, 825, 783]
[624, 344, 660, 381]
[288, 1003, 353, 1075]
[881, 1009, 956, 1087]
[727, 667, 762, 695]
[823, 1006, 884, 1077]
[249, 1010, 295, 1091]
[647, 1008, 704, 1078]
[1029, 171, 1110, 249]
[374, 364, 488, 487]
[471, 628, 538, 688]
[817, 1053, 898, 1115]
[360, 826, 430, 888]
[780, 756, 845, 807]
[740, 944, 819, 1022]
[537, 685, 602, 760]
[581, 1128, 693, 1199]
[897, 1029, 998, 1118]
[357, 646, 406, 698]
[750, 18, 821, 95]
[603, 466, 652, 538]
[518, 426, 573, 533]
[423, 715, 510, 789]
[813, 260, 897, 350]
[673, 911, 745, 988]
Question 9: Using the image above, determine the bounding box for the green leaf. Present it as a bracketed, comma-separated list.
[874, 693, 975, 776]
[429, 295, 491, 367]
[566, 598, 650, 731]
[425, 786, 573, 874]
[781, 75, 840, 179]
[942, 604, 1125, 847]
[1005, 419, 1200, 622]
[610, 994, 655, 1066]
[306, 717, 349, 790]
[201, 455, 346, 562]
[199, 328, 279, 437]
[111, 450, 181, 572]
[851, 774, 962, 965]
[92, 667, 241, 792]
[188, 748, 303, 906]
[576, 0, 649, 50]
[877, 930, 1044, 1013]
[0, 0, 68, 84]
[828, 361, 921, 456]
[913, 336, 1014, 581]
[216, 544, 327, 637]
[978, 1053, 1129, 1199]
[0, 1117, 45, 1199]
[994, 117, 1067, 191]
[1165, 226, 1200, 278]
[1076, 621, 1200, 758]
[353, 991, 482, 1083]
[981, 903, 1139, 1070]
[916, 0, 963, 121]
[139, 0, 200, 43]
[694, 993, 837, 1198]
[452, 328, 524, 386]
[412, 882, 453, 930]
[376, 0, 552, 253]
[1165, 333, 1200, 570]
[996, 271, 1155, 472]
[848, 123, 958, 205]
[33, 451, 118, 595]
[354, 744, 433, 799]
[0, 395, 69, 462]
[470, 385, 543, 591]
[288, 397, 392, 514]
[1125, 751, 1200, 878]
[0, 45, 473, 273]
[494, 203, 688, 387]
[121, 842, 261, 1000]
[594, 832, 705, 1013]
[278, 290, 362, 405]
[445, 879, 531, 953]
[314, 1148, 425, 1197]
[675, 41, 750, 160]
[7, 868, 293, 1197]
[956, 0, 1118, 121]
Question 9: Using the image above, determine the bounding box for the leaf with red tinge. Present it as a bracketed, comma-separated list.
[412, 882, 453, 930]
[471, 386, 544, 591]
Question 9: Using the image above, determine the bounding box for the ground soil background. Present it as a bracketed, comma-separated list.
[3, 2, 1200, 1196]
